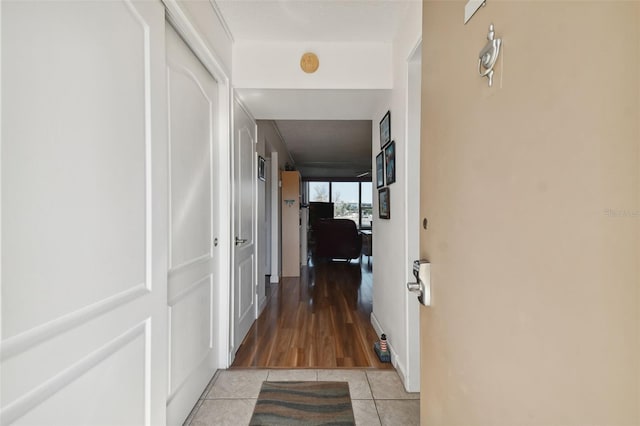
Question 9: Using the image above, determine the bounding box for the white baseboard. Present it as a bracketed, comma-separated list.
[257, 296, 267, 316]
[370, 312, 410, 392]
[370, 311, 384, 338]
[269, 274, 279, 284]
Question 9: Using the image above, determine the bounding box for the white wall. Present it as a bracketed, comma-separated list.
[370, 0, 422, 391]
[233, 42, 392, 89]
[256, 121, 295, 286]
[257, 121, 295, 167]
[255, 126, 268, 311]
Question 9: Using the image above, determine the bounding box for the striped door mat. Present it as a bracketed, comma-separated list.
[250, 381, 355, 425]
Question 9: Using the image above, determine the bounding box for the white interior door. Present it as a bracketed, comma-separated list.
[231, 101, 256, 355]
[165, 24, 219, 425]
[1, 1, 168, 424]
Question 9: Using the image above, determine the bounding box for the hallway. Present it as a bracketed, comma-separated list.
[183, 369, 419, 425]
[232, 259, 391, 368]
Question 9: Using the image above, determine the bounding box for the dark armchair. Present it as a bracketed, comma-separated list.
[313, 219, 362, 260]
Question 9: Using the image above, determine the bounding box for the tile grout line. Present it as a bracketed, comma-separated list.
[183, 369, 221, 425]
[365, 370, 383, 425]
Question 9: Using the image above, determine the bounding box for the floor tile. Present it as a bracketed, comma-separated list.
[206, 370, 268, 399]
[190, 399, 256, 426]
[375, 400, 420, 426]
[351, 399, 381, 426]
[267, 369, 318, 381]
[366, 370, 419, 400]
[317, 369, 373, 399]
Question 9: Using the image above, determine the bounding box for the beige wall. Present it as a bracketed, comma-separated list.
[420, 1, 639, 425]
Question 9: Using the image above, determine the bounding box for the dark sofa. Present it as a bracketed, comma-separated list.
[313, 219, 362, 260]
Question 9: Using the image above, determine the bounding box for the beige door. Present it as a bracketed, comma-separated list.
[419, 2, 639, 425]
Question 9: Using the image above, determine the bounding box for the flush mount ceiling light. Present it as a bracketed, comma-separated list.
[300, 52, 319, 73]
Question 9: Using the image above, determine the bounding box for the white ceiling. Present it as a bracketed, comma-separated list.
[273, 120, 372, 178]
[216, 0, 409, 178]
[215, 0, 412, 42]
[235, 89, 389, 120]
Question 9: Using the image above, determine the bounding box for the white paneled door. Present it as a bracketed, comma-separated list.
[165, 24, 219, 425]
[232, 101, 257, 355]
[1, 1, 168, 425]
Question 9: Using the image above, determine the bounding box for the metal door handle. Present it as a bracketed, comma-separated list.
[408, 260, 431, 306]
[235, 237, 247, 246]
[407, 282, 422, 293]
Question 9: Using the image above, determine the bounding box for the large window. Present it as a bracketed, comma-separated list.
[309, 182, 330, 202]
[360, 182, 373, 228]
[331, 182, 359, 223]
[305, 180, 372, 229]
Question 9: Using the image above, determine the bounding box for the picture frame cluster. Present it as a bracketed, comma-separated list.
[377, 110, 395, 219]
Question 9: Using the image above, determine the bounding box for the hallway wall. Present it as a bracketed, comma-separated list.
[256, 121, 295, 287]
[420, 1, 640, 424]
[370, 0, 422, 391]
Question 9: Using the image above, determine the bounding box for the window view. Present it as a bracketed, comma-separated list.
[331, 182, 359, 225]
[309, 181, 330, 202]
[306, 181, 372, 229]
[360, 182, 373, 228]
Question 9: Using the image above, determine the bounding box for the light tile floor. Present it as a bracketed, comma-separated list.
[184, 369, 420, 426]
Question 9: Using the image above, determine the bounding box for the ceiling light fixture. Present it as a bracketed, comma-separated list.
[300, 52, 319, 73]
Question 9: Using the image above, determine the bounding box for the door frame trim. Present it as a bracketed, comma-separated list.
[403, 36, 423, 393]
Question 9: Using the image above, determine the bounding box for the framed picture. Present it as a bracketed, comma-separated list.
[258, 155, 266, 181]
[376, 151, 385, 188]
[378, 187, 390, 219]
[384, 141, 396, 185]
[379, 110, 391, 148]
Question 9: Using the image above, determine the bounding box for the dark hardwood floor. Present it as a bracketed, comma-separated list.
[231, 258, 392, 369]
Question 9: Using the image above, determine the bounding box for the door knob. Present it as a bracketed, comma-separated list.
[407, 282, 421, 293]
[235, 237, 247, 246]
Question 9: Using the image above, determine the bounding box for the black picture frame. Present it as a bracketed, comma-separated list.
[379, 110, 391, 148]
[258, 156, 266, 181]
[384, 141, 396, 185]
[378, 187, 390, 219]
[376, 151, 385, 188]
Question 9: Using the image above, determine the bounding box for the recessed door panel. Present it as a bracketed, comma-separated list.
[2, 0, 148, 339]
[168, 67, 213, 269]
